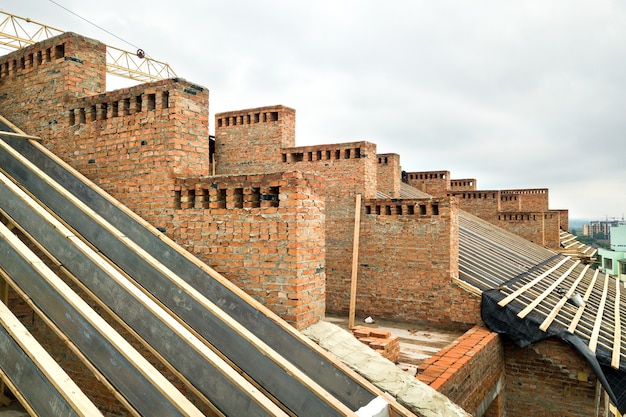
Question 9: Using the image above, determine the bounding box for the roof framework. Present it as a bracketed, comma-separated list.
[455, 210, 626, 413]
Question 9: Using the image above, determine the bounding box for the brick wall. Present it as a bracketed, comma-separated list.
[504, 337, 603, 417]
[376, 153, 401, 197]
[53, 79, 210, 228]
[450, 178, 477, 192]
[279, 141, 378, 313]
[544, 211, 561, 249]
[0, 32, 106, 136]
[450, 284, 483, 325]
[417, 326, 505, 416]
[0, 34, 211, 229]
[405, 170, 450, 196]
[215, 105, 295, 175]
[497, 212, 547, 245]
[556, 209, 569, 232]
[496, 211, 561, 249]
[451, 191, 501, 222]
[352, 196, 467, 328]
[172, 171, 326, 328]
[501, 188, 549, 212]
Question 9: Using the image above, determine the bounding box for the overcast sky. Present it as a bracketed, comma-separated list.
[5, 1, 626, 220]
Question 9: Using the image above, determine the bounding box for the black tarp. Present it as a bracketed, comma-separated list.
[482, 289, 626, 414]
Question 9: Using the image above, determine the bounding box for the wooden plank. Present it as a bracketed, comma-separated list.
[539, 265, 589, 331]
[0, 131, 41, 141]
[0, 299, 103, 416]
[0, 224, 206, 417]
[518, 260, 580, 319]
[568, 269, 600, 333]
[589, 274, 610, 353]
[349, 194, 362, 330]
[612, 276, 621, 369]
[0, 273, 9, 408]
[498, 257, 570, 307]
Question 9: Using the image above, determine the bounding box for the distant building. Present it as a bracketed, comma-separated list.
[597, 224, 626, 280]
[582, 218, 625, 240]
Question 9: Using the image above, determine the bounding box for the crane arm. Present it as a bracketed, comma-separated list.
[0, 10, 176, 83]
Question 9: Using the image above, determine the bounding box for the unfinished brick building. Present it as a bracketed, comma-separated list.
[0, 29, 624, 417]
[405, 171, 567, 249]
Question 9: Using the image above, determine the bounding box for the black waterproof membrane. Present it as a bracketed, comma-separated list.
[482, 289, 626, 414]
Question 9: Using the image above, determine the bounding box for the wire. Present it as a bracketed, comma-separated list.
[47, 0, 144, 54]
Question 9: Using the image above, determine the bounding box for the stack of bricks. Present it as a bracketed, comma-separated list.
[352, 326, 400, 363]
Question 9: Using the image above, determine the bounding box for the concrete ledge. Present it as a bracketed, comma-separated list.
[303, 321, 470, 417]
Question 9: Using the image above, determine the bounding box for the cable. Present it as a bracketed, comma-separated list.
[47, 0, 144, 54]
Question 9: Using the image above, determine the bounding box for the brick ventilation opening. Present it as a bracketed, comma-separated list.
[364, 202, 441, 217]
[174, 185, 281, 210]
[1, 42, 64, 79]
[284, 147, 363, 163]
[216, 111, 280, 128]
[69, 91, 172, 125]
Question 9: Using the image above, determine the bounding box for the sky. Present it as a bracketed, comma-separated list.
[4, 0, 626, 219]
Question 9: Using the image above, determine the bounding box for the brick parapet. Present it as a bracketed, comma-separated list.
[501, 188, 549, 212]
[405, 170, 450, 196]
[281, 141, 378, 198]
[0, 32, 106, 136]
[344, 196, 462, 327]
[417, 326, 505, 416]
[59, 79, 208, 226]
[214, 105, 296, 175]
[171, 171, 326, 329]
[449, 190, 501, 222]
[554, 209, 569, 232]
[496, 210, 561, 249]
[376, 153, 401, 198]
[450, 178, 477, 191]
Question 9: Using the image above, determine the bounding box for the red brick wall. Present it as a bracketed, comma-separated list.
[450, 284, 482, 325]
[496, 211, 561, 249]
[417, 326, 505, 416]
[544, 211, 561, 249]
[376, 153, 401, 197]
[279, 141, 378, 313]
[556, 209, 569, 232]
[351, 197, 465, 327]
[450, 178, 477, 191]
[504, 338, 602, 417]
[53, 78, 210, 228]
[451, 190, 501, 222]
[497, 212, 546, 245]
[215, 105, 295, 175]
[172, 171, 326, 328]
[0, 32, 106, 136]
[501, 188, 549, 212]
[405, 170, 450, 196]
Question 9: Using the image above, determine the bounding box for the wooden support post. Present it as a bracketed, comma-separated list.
[348, 194, 361, 330]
